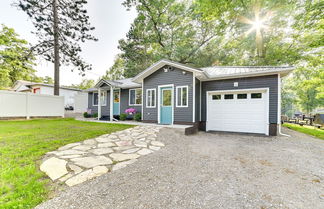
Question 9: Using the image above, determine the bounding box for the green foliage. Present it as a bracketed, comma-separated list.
[72, 79, 95, 90]
[103, 55, 125, 80]
[283, 123, 324, 140]
[83, 112, 90, 118]
[17, 0, 97, 73]
[0, 118, 134, 209]
[120, 113, 127, 121]
[0, 24, 37, 88]
[83, 112, 98, 118]
[281, 76, 296, 117]
[117, 0, 323, 114]
[134, 112, 141, 121]
[42, 76, 54, 84]
[118, 0, 223, 77]
[197, 0, 323, 114]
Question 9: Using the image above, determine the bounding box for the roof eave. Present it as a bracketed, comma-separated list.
[201, 67, 295, 81]
[132, 59, 203, 83]
[28, 84, 81, 91]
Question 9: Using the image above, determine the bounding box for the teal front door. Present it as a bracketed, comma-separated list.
[113, 90, 120, 115]
[160, 87, 173, 124]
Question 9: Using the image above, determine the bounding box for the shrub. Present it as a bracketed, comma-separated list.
[120, 113, 127, 121]
[134, 112, 141, 121]
[83, 112, 90, 118]
[93, 113, 98, 118]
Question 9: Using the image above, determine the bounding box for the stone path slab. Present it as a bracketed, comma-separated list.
[40, 126, 164, 186]
[71, 156, 113, 168]
[40, 157, 68, 181]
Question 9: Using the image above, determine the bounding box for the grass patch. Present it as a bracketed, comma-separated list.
[283, 123, 324, 140]
[0, 118, 134, 209]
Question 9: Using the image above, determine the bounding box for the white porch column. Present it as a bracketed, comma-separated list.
[98, 88, 101, 120]
[110, 86, 114, 121]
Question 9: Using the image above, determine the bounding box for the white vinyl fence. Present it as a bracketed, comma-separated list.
[74, 92, 88, 113]
[0, 90, 64, 119]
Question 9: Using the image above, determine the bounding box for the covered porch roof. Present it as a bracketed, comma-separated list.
[87, 78, 141, 91]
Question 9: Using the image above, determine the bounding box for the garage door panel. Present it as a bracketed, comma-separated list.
[207, 91, 268, 135]
[209, 108, 265, 114]
[209, 109, 265, 118]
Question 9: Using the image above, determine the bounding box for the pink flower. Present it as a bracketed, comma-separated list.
[125, 108, 137, 114]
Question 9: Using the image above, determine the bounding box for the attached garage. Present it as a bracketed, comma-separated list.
[206, 88, 269, 135]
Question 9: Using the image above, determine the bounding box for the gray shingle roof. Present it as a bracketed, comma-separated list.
[90, 78, 141, 90]
[114, 78, 141, 88]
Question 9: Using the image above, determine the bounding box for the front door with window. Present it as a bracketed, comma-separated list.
[113, 89, 120, 115]
[160, 87, 173, 124]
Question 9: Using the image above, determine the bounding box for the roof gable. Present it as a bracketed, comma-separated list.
[132, 59, 203, 83]
[93, 78, 141, 89]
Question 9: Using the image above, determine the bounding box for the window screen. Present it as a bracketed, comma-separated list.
[93, 93, 98, 105]
[146, 89, 156, 107]
[129, 89, 135, 104]
[177, 86, 188, 107]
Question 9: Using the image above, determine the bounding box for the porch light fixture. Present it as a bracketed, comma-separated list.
[164, 68, 169, 72]
[182, 71, 187, 75]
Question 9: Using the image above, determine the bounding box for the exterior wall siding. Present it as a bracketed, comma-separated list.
[88, 89, 142, 116]
[143, 65, 194, 123]
[201, 74, 278, 124]
[88, 90, 110, 116]
[195, 78, 200, 122]
[120, 88, 142, 115]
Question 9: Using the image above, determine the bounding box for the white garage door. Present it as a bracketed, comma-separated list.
[206, 89, 268, 135]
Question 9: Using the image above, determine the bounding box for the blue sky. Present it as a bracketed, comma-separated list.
[0, 0, 137, 85]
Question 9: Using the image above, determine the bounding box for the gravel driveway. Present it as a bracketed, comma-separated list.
[36, 128, 324, 209]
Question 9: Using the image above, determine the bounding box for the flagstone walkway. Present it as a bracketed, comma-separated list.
[40, 126, 164, 186]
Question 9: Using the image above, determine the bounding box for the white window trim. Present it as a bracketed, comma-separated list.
[92, 91, 107, 106]
[146, 88, 156, 108]
[176, 85, 189, 107]
[129, 88, 142, 106]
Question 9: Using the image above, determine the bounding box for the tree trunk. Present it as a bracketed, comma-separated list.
[53, 0, 60, 95]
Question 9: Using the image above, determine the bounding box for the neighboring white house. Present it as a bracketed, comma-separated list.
[12, 80, 86, 108]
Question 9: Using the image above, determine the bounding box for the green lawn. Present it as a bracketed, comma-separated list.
[0, 118, 134, 209]
[283, 123, 324, 140]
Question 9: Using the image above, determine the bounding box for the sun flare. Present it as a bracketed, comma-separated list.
[252, 19, 264, 30]
[239, 4, 272, 57]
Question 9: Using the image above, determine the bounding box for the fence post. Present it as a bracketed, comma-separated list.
[62, 96, 65, 118]
[26, 93, 30, 119]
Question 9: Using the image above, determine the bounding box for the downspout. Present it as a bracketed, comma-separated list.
[110, 86, 114, 121]
[278, 73, 290, 137]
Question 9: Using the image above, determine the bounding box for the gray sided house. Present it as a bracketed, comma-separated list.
[86, 78, 142, 118]
[87, 59, 294, 136]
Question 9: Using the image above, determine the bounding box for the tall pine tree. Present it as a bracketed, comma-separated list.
[17, 0, 97, 95]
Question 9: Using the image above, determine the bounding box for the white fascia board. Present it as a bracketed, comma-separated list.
[201, 68, 295, 81]
[132, 59, 203, 83]
[94, 79, 110, 88]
